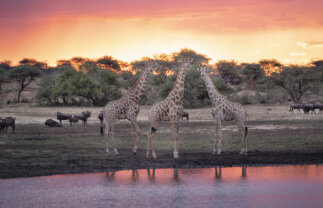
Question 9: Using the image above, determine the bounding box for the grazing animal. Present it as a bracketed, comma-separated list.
[181, 111, 189, 120]
[56, 112, 72, 126]
[75, 111, 91, 125]
[302, 104, 315, 114]
[102, 61, 156, 155]
[289, 103, 303, 114]
[0, 117, 16, 133]
[98, 111, 103, 125]
[198, 66, 248, 155]
[313, 104, 323, 114]
[69, 116, 79, 126]
[147, 58, 192, 159]
[45, 119, 62, 127]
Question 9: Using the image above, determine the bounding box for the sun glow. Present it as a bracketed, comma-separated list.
[1, 0, 323, 65]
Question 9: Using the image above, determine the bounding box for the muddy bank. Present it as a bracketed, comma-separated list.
[1, 150, 323, 179]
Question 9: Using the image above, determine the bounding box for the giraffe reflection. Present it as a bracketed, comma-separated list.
[215, 166, 247, 179]
[105, 166, 248, 183]
[241, 166, 247, 178]
[215, 167, 222, 179]
[147, 168, 155, 180]
[105, 171, 115, 180]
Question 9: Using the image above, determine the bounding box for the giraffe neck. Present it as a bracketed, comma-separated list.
[201, 71, 224, 105]
[129, 67, 152, 102]
[167, 64, 188, 100]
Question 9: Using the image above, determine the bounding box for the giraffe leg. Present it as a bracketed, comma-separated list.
[146, 130, 152, 158]
[148, 119, 159, 158]
[171, 119, 180, 159]
[151, 130, 157, 159]
[130, 124, 135, 153]
[213, 121, 217, 155]
[104, 121, 110, 155]
[238, 121, 248, 155]
[214, 119, 222, 155]
[130, 119, 140, 154]
[110, 124, 118, 155]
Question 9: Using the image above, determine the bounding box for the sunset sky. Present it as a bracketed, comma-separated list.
[1, 0, 323, 66]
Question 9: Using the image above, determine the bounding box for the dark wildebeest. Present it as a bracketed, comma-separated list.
[56, 112, 72, 126]
[69, 116, 79, 126]
[0, 117, 16, 133]
[45, 119, 62, 127]
[75, 111, 91, 125]
[313, 104, 323, 114]
[302, 104, 315, 114]
[98, 111, 103, 124]
[181, 111, 189, 120]
[98, 111, 105, 134]
[289, 103, 303, 114]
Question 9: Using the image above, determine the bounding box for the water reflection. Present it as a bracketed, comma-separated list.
[1, 165, 323, 208]
[105, 166, 249, 183]
[215, 167, 222, 179]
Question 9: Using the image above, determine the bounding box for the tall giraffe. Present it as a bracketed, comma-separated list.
[198, 66, 248, 155]
[102, 61, 156, 155]
[147, 58, 192, 159]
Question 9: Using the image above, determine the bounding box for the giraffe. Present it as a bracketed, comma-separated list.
[198, 66, 248, 155]
[102, 61, 156, 155]
[146, 58, 192, 159]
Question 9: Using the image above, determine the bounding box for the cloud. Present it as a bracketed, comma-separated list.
[289, 52, 306, 56]
[254, 49, 261, 55]
[1, 0, 323, 33]
[297, 41, 323, 48]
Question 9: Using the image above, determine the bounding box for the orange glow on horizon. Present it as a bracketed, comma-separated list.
[1, 0, 323, 66]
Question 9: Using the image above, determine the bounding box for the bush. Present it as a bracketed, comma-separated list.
[21, 97, 29, 103]
[240, 94, 252, 105]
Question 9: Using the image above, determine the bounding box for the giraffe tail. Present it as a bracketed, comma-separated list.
[100, 118, 105, 135]
[100, 126, 104, 135]
[244, 127, 248, 138]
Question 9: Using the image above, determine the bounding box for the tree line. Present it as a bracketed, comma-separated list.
[0, 49, 322, 106]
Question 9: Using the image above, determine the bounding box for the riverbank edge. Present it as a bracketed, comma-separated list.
[1, 151, 323, 179]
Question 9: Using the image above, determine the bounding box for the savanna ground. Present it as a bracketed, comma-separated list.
[0, 104, 322, 179]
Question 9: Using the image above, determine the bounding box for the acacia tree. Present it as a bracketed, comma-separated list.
[9, 65, 41, 102]
[215, 60, 242, 85]
[312, 60, 323, 80]
[157, 49, 217, 107]
[241, 64, 265, 90]
[97, 56, 121, 71]
[0, 60, 12, 70]
[36, 73, 59, 104]
[172, 48, 210, 65]
[259, 59, 282, 76]
[269, 65, 319, 103]
[0, 68, 7, 94]
[19, 58, 48, 69]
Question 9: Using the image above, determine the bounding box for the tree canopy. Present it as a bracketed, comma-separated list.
[241, 64, 265, 90]
[268, 65, 320, 103]
[9, 65, 41, 102]
[215, 60, 242, 85]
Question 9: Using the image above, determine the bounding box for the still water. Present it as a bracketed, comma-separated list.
[1, 165, 323, 208]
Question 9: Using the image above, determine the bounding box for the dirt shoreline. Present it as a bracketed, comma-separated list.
[1, 150, 323, 179]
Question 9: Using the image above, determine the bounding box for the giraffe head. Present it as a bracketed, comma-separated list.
[197, 66, 210, 78]
[144, 61, 157, 73]
[180, 58, 193, 70]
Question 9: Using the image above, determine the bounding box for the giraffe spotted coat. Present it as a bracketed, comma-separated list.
[102, 61, 155, 155]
